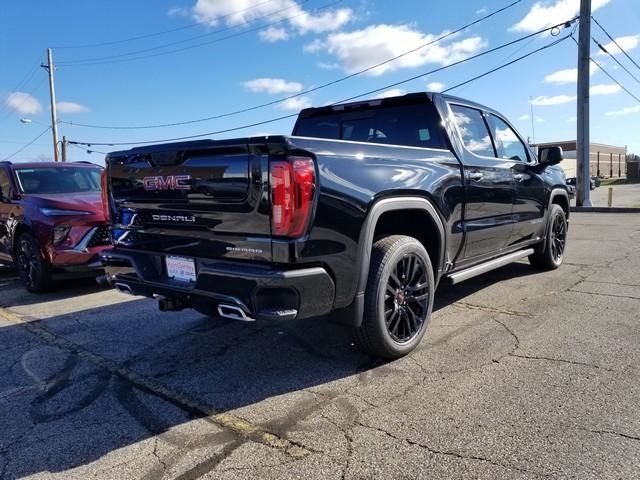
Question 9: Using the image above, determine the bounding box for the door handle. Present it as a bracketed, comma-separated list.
[468, 171, 484, 181]
[513, 173, 525, 182]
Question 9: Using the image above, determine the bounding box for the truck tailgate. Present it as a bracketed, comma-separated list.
[106, 139, 273, 262]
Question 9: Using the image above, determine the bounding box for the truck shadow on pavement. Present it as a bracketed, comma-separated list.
[0, 261, 540, 478]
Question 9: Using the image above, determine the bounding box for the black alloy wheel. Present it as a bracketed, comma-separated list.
[353, 235, 435, 359]
[549, 213, 567, 263]
[384, 254, 430, 344]
[16, 233, 52, 293]
[529, 204, 567, 271]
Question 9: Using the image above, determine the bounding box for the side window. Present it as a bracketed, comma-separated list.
[0, 169, 12, 199]
[450, 105, 496, 158]
[488, 114, 529, 162]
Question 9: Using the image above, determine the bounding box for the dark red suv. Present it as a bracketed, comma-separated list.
[0, 161, 110, 292]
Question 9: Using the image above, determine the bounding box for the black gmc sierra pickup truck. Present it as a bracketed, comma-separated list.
[101, 92, 569, 358]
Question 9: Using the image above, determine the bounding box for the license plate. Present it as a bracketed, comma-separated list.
[165, 256, 196, 283]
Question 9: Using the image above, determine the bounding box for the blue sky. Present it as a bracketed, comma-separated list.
[1, 0, 639, 164]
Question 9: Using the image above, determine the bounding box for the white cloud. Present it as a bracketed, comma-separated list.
[4, 92, 42, 115]
[590, 83, 621, 96]
[531, 95, 576, 106]
[511, 0, 611, 32]
[308, 24, 487, 76]
[278, 96, 312, 110]
[476, 7, 488, 15]
[56, 101, 90, 113]
[596, 34, 640, 56]
[243, 77, 303, 94]
[375, 89, 407, 99]
[518, 114, 530, 121]
[543, 64, 598, 84]
[317, 61, 339, 70]
[168, 7, 189, 17]
[535, 117, 545, 123]
[566, 116, 577, 122]
[191, 0, 353, 40]
[259, 26, 289, 42]
[427, 81, 446, 92]
[605, 105, 640, 116]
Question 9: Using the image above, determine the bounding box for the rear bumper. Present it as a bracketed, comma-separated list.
[100, 249, 335, 321]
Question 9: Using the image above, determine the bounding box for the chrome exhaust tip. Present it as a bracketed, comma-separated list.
[114, 282, 133, 295]
[217, 304, 255, 322]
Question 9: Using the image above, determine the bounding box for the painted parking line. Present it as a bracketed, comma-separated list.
[0, 306, 310, 459]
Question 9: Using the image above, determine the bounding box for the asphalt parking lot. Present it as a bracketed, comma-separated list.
[1, 212, 639, 480]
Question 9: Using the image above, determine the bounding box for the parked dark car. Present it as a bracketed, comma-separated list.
[100, 92, 569, 358]
[0, 161, 110, 292]
[566, 176, 596, 190]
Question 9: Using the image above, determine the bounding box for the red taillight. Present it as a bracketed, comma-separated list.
[270, 156, 315, 237]
[100, 169, 111, 222]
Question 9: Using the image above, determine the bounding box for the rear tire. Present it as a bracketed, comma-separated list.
[353, 235, 434, 359]
[529, 204, 567, 271]
[15, 232, 52, 293]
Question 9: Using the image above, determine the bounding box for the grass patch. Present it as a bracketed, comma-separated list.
[600, 178, 640, 186]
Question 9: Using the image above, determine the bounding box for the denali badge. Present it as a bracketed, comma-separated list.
[152, 214, 196, 223]
[143, 175, 191, 191]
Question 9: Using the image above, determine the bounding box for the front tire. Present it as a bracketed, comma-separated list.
[529, 204, 567, 271]
[16, 233, 52, 293]
[353, 235, 434, 359]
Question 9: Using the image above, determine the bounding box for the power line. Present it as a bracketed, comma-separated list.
[1, 127, 51, 162]
[591, 16, 640, 72]
[69, 143, 108, 156]
[443, 34, 572, 92]
[57, 0, 315, 65]
[69, 18, 577, 148]
[60, 0, 526, 130]
[570, 35, 640, 104]
[592, 37, 640, 86]
[589, 56, 640, 103]
[57, 0, 334, 67]
[51, 0, 283, 49]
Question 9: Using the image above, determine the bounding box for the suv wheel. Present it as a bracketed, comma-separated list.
[16, 233, 52, 293]
[353, 235, 434, 359]
[529, 204, 567, 270]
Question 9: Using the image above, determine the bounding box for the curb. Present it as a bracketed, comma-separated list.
[570, 207, 640, 213]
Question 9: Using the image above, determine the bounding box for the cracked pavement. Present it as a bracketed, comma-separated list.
[0, 212, 639, 479]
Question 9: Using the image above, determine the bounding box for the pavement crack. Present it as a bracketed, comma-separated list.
[453, 302, 534, 318]
[492, 318, 520, 350]
[0, 306, 311, 459]
[151, 438, 168, 477]
[354, 421, 545, 477]
[568, 289, 640, 301]
[509, 353, 612, 371]
[589, 429, 640, 442]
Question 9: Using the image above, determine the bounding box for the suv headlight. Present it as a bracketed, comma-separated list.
[40, 208, 92, 216]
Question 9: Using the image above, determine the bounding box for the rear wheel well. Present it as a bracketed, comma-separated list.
[551, 193, 569, 219]
[373, 209, 442, 276]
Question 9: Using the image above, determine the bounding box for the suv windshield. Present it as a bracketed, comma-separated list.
[15, 167, 102, 194]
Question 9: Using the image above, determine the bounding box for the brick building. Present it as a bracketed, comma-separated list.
[533, 141, 627, 179]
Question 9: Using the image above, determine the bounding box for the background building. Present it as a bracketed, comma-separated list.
[533, 141, 627, 179]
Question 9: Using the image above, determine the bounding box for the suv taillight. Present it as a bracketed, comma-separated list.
[270, 156, 315, 237]
[100, 169, 111, 222]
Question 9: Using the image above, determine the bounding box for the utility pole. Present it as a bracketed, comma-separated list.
[41, 48, 60, 162]
[61, 136, 68, 162]
[576, 0, 592, 206]
[529, 96, 536, 145]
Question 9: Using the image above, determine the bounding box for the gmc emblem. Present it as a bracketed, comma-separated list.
[143, 175, 191, 191]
